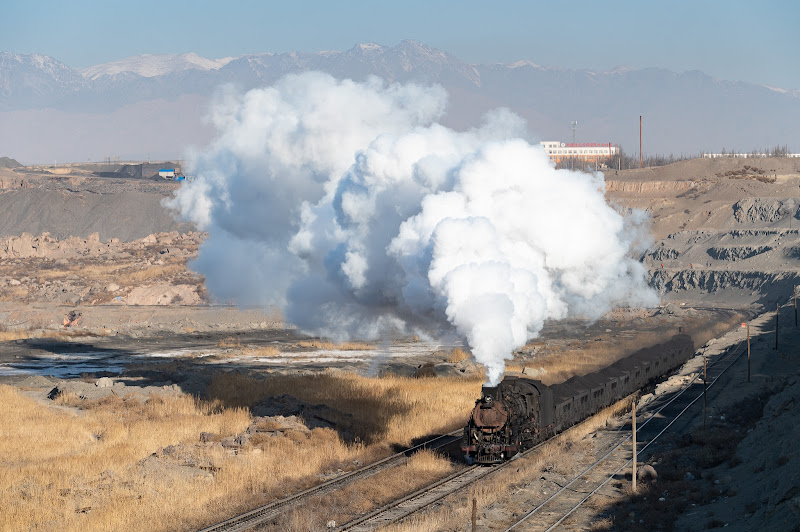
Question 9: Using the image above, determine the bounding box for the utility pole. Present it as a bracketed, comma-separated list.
[776, 303, 779, 351]
[639, 115, 643, 169]
[632, 401, 637, 493]
[703, 354, 707, 429]
[742, 322, 750, 383]
[570, 121, 578, 171]
[471, 495, 477, 532]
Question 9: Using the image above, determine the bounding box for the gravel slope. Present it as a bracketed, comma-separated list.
[0, 187, 191, 241]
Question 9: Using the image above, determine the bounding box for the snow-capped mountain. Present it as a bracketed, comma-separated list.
[80, 52, 235, 80]
[1, 41, 799, 163]
[0, 51, 86, 107]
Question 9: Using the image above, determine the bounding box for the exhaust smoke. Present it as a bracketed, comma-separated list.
[165, 72, 657, 385]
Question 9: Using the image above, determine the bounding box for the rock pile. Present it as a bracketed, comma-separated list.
[46, 377, 181, 401]
[251, 394, 345, 431]
[0, 231, 203, 260]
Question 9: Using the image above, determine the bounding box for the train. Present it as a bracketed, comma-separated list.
[462, 334, 695, 464]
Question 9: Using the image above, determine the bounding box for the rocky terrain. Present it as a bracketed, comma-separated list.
[607, 157, 800, 308]
[0, 230, 205, 306]
[0, 164, 190, 240]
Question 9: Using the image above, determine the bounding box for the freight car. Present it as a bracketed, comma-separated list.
[462, 334, 694, 464]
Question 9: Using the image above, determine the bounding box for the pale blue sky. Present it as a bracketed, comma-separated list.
[2, 0, 798, 89]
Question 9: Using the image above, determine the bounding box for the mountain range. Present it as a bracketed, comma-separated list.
[1, 41, 798, 163]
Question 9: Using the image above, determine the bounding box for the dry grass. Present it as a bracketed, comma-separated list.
[295, 339, 375, 350]
[216, 336, 242, 348]
[280, 449, 455, 530]
[241, 346, 281, 357]
[115, 263, 186, 285]
[26, 261, 186, 285]
[0, 385, 375, 532]
[1, 370, 482, 531]
[509, 330, 668, 385]
[214, 341, 283, 358]
[207, 370, 482, 445]
[0, 286, 28, 302]
[511, 312, 745, 386]
[0, 328, 109, 342]
[446, 347, 469, 363]
[1, 386, 254, 531]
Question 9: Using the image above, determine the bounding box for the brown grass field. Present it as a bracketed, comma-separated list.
[205, 371, 481, 445]
[0, 328, 111, 342]
[279, 449, 455, 530]
[512, 312, 743, 385]
[0, 371, 482, 531]
[295, 339, 376, 350]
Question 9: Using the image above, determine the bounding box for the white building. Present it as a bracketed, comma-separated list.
[540, 141, 619, 164]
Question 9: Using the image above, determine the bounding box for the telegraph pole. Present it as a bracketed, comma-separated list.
[703, 354, 707, 429]
[639, 115, 643, 169]
[570, 121, 578, 171]
[742, 322, 750, 383]
[472, 495, 477, 532]
[632, 401, 637, 493]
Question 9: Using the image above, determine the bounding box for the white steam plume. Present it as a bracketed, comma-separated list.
[165, 72, 658, 385]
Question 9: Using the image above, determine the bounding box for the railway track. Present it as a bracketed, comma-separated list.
[198, 431, 462, 532]
[335, 327, 748, 532]
[337, 464, 483, 531]
[336, 438, 553, 532]
[502, 335, 748, 531]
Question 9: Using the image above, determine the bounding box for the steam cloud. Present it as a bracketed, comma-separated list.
[165, 72, 658, 385]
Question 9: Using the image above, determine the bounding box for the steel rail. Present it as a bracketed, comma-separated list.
[336, 438, 553, 532]
[541, 337, 746, 532]
[336, 465, 482, 532]
[197, 430, 462, 532]
[502, 338, 746, 532]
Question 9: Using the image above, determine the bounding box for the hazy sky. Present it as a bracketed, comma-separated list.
[2, 0, 799, 89]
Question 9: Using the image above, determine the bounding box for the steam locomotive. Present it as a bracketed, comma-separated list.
[462, 334, 695, 464]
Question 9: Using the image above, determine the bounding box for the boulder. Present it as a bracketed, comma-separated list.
[637, 464, 658, 483]
[95, 377, 114, 388]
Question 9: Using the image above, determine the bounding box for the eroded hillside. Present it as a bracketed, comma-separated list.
[607, 157, 800, 307]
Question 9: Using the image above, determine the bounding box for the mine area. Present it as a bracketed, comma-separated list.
[1, 158, 800, 531]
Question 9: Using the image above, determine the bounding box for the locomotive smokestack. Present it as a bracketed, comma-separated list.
[481, 385, 499, 401]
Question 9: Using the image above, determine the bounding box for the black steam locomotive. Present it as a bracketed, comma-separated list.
[462, 334, 694, 464]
